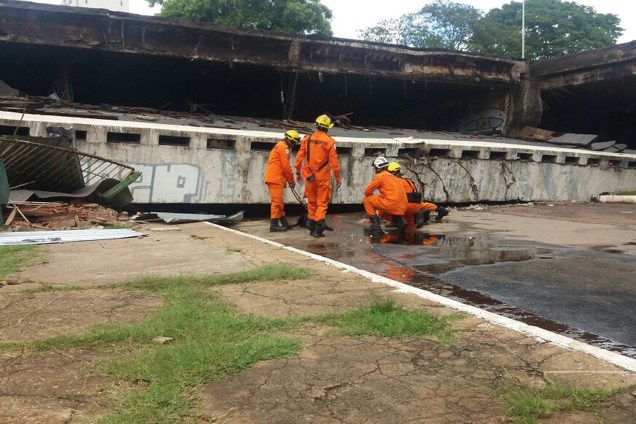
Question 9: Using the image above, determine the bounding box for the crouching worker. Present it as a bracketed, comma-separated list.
[264, 129, 300, 232]
[363, 157, 408, 242]
[386, 162, 449, 225]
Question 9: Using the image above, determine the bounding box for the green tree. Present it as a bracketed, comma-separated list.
[469, 0, 623, 60]
[359, 0, 481, 50]
[147, 0, 333, 37]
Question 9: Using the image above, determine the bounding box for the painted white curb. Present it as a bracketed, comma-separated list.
[206, 222, 636, 373]
[598, 195, 636, 204]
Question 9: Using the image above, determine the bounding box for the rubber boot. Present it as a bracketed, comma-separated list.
[270, 218, 288, 232]
[393, 216, 407, 238]
[435, 207, 449, 222]
[415, 210, 430, 228]
[311, 219, 326, 238]
[279, 216, 293, 229]
[367, 215, 384, 242]
[305, 218, 316, 233]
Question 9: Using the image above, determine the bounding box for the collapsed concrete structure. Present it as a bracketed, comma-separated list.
[0, 1, 634, 206]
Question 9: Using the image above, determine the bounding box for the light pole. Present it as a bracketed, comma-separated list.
[521, 0, 526, 59]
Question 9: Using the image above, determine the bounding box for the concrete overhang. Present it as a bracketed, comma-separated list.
[530, 41, 636, 148]
[0, 1, 528, 132]
[531, 41, 636, 88]
[0, 1, 524, 84]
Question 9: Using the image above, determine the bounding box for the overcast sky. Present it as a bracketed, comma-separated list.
[36, 0, 636, 44]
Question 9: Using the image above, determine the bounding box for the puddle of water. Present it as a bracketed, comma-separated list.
[403, 270, 636, 359]
[245, 216, 636, 359]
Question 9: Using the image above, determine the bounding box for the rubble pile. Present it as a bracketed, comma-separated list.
[1, 201, 127, 231]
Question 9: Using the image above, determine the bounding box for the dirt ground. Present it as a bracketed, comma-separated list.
[1, 203, 635, 423]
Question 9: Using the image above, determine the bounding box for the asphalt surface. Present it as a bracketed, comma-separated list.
[235, 203, 636, 358]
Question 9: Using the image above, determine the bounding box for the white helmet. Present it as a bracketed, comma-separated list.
[372, 156, 389, 170]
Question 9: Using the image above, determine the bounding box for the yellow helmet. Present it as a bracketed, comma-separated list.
[284, 129, 300, 143]
[315, 114, 334, 129]
[387, 162, 401, 173]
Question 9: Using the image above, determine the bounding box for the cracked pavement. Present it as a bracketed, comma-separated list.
[1, 203, 635, 423]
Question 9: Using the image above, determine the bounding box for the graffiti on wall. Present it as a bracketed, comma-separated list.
[128, 163, 202, 203]
[458, 107, 506, 134]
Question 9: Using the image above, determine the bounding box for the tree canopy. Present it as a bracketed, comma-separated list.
[470, 0, 622, 60]
[359, 0, 623, 61]
[359, 0, 480, 50]
[147, 0, 333, 37]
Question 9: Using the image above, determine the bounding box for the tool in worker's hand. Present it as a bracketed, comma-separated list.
[289, 187, 332, 231]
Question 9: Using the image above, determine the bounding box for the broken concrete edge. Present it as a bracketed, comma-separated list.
[204, 221, 636, 374]
[598, 195, 636, 204]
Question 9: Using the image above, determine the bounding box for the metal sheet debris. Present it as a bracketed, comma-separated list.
[0, 228, 144, 246]
[0, 134, 140, 207]
[548, 133, 599, 147]
[136, 211, 244, 225]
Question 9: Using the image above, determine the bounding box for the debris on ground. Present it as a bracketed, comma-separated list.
[132, 211, 244, 225]
[1, 200, 127, 231]
[0, 228, 144, 246]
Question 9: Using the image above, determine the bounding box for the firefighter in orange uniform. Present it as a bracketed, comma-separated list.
[294, 114, 341, 237]
[386, 162, 449, 225]
[264, 130, 300, 232]
[363, 156, 408, 242]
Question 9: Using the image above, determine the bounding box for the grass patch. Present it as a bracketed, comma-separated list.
[500, 385, 615, 423]
[20, 283, 85, 293]
[227, 247, 242, 253]
[0, 245, 38, 279]
[0, 265, 312, 422]
[615, 190, 636, 196]
[0, 264, 456, 422]
[318, 296, 455, 344]
[123, 263, 313, 293]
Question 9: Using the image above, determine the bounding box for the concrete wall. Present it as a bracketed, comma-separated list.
[2, 111, 635, 205]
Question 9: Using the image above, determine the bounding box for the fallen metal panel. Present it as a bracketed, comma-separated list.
[0, 228, 144, 245]
[590, 141, 616, 151]
[148, 211, 244, 224]
[0, 135, 139, 206]
[9, 178, 133, 208]
[547, 133, 599, 147]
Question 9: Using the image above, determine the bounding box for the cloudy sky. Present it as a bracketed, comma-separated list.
[318, 0, 634, 43]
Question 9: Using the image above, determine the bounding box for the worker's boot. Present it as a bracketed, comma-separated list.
[393, 216, 407, 238]
[270, 218, 288, 232]
[311, 219, 326, 238]
[435, 207, 449, 222]
[415, 210, 430, 228]
[305, 218, 316, 233]
[279, 216, 294, 229]
[366, 215, 384, 242]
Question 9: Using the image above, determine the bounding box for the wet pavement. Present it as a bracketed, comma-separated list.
[234, 203, 636, 358]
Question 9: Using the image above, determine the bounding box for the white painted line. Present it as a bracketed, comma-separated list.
[206, 221, 636, 373]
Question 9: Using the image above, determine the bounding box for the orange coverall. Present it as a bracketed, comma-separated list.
[399, 176, 439, 225]
[294, 131, 341, 222]
[363, 171, 407, 220]
[264, 139, 294, 219]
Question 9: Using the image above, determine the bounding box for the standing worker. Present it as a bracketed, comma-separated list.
[363, 157, 408, 242]
[264, 129, 300, 232]
[386, 162, 449, 225]
[295, 114, 341, 238]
